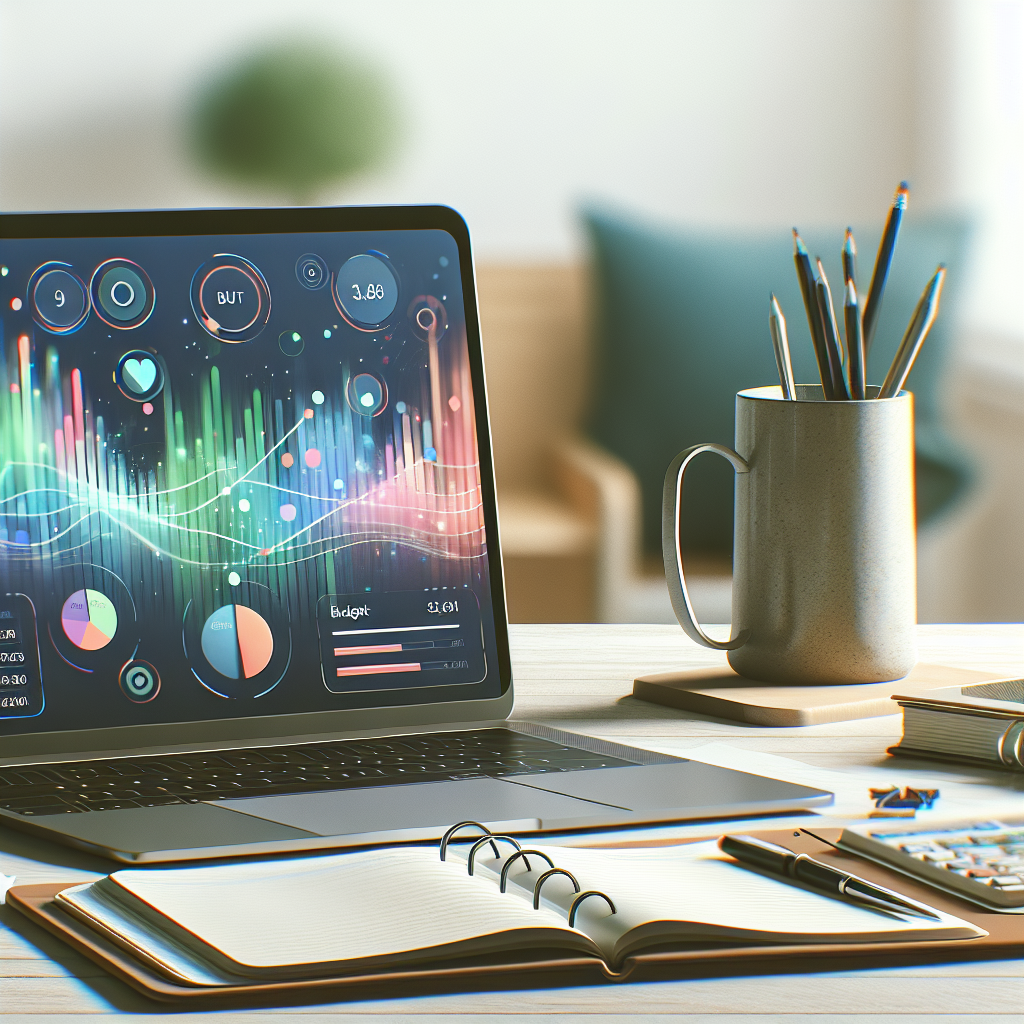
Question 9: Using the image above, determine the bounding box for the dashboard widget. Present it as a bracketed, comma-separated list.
[333, 252, 399, 329]
[90, 259, 155, 329]
[346, 372, 387, 416]
[278, 329, 304, 357]
[317, 590, 485, 693]
[48, 566, 137, 675]
[295, 253, 329, 290]
[183, 582, 290, 699]
[28, 263, 90, 333]
[0, 594, 44, 718]
[118, 659, 160, 702]
[408, 294, 448, 344]
[190, 254, 271, 342]
[114, 350, 164, 402]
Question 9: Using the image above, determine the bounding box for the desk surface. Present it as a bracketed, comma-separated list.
[1, 623, 1022, 1020]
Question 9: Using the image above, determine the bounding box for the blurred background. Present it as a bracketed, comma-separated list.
[1, 0, 1021, 624]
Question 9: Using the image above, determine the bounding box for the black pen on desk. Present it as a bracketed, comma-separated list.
[815, 259, 850, 400]
[718, 834, 941, 919]
[768, 294, 796, 400]
[862, 181, 909, 355]
[878, 265, 946, 399]
[793, 230, 835, 399]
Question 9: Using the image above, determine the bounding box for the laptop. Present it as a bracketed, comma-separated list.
[0, 205, 831, 863]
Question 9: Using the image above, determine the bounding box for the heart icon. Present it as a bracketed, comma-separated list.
[123, 357, 157, 394]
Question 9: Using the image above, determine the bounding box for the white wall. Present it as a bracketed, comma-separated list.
[1, 0, 920, 253]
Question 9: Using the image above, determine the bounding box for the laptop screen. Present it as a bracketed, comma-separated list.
[0, 207, 508, 740]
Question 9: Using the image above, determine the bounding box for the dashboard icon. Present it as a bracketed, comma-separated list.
[333, 252, 399, 330]
[295, 253, 328, 290]
[115, 350, 164, 402]
[28, 263, 90, 333]
[191, 255, 271, 342]
[90, 259, 155, 329]
[119, 659, 160, 702]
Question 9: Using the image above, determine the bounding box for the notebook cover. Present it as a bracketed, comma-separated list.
[7, 829, 1020, 1006]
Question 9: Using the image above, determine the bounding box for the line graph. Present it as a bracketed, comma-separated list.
[0, 321, 487, 624]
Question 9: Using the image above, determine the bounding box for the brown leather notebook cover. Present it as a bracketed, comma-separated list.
[7, 829, 1020, 1006]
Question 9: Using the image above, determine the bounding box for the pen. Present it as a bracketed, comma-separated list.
[768, 294, 796, 400]
[844, 279, 866, 400]
[815, 259, 850, 400]
[862, 181, 909, 355]
[793, 230, 835, 399]
[878, 265, 946, 399]
[718, 834, 941, 919]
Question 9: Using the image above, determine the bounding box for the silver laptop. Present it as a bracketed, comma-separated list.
[0, 206, 830, 863]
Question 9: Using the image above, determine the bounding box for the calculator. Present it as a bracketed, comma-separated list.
[839, 819, 1024, 912]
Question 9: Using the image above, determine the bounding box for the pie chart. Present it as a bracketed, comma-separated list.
[62, 589, 118, 651]
[201, 604, 274, 680]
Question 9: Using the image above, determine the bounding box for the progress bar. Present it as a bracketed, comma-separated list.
[332, 624, 460, 637]
[336, 662, 420, 678]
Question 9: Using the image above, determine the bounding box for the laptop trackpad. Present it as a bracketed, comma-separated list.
[215, 777, 623, 838]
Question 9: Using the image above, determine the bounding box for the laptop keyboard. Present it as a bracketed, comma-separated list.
[0, 729, 639, 817]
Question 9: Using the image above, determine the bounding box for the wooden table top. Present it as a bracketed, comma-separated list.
[2, 622, 1022, 1019]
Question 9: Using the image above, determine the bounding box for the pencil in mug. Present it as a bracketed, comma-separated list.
[792, 230, 834, 399]
[815, 259, 850, 400]
[878, 265, 946, 399]
[862, 182, 909, 355]
[843, 229, 866, 400]
[768, 293, 796, 400]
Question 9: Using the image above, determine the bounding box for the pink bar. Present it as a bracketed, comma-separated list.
[336, 662, 421, 677]
[334, 643, 403, 656]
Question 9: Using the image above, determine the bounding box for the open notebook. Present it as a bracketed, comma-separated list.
[55, 837, 983, 986]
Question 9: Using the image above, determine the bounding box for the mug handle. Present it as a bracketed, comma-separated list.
[661, 443, 751, 651]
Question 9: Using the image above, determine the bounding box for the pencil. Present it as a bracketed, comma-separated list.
[842, 227, 857, 287]
[878, 265, 946, 399]
[862, 181, 909, 355]
[769, 293, 796, 400]
[844, 279, 866, 399]
[793, 230, 834, 399]
[843, 229, 866, 399]
[815, 259, 850, 400]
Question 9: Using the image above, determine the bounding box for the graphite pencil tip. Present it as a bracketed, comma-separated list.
[792, 229, 808, 255]
[844, 228, 856, 255]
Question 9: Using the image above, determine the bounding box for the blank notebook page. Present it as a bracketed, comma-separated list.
[109, 848, 579, 970]
[528, 842, 984, 949]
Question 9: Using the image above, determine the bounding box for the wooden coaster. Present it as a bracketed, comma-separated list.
[632, 662, 999, 727]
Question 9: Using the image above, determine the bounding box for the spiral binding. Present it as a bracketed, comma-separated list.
[439, 821, 617, 927]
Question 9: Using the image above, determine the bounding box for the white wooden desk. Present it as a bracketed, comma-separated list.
[1, 623, 1022, 1021]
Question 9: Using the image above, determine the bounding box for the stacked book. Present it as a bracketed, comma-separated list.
[889, 679, 1024, 770]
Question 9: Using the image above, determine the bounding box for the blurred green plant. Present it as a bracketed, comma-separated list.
[189, 38, 400, 204]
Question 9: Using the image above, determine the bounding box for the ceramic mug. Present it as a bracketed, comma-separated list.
[662, 385, 917, 684]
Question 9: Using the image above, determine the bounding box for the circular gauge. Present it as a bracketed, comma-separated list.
[114, 350, 164, 402]
[62, 588, 117, 651]
[49, 565, 137, 674]
[295, 253, 328, 290]
[119, 659, 160, 702]
[28, 263, 90, 333]
[346, 372, 388, 417]
[183, 582, 290, 699]
[333, 252, 398, 330]
[89, 259, 155, 329]
[407, 294, 448, 343]
[190, 254, 271, 343]
[278, 329, 304, 357]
